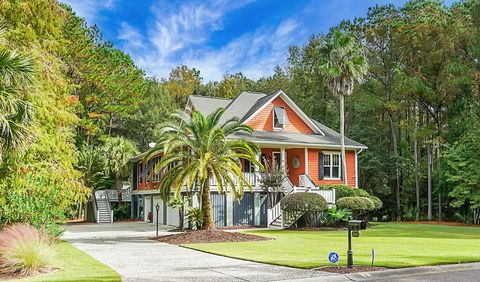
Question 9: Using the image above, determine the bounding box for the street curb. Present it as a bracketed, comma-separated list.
[345, 262, 480, 281]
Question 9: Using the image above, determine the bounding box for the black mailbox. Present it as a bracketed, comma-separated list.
[348, 220, 367, 230]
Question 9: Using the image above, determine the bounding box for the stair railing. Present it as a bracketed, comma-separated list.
[104, 190, 113, 223]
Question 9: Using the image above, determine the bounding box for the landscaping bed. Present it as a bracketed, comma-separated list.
[152, 229, 272, 244]
[317, 266, 387, 274]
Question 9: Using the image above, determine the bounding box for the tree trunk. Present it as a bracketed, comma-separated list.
[339, 95, 348, 186]
[116, 175, 123, 207]
[414, 105, 420, 221]
[389, 112, 400, 216]
[427, 144, 433, 221]
[201, 178, 214, 229]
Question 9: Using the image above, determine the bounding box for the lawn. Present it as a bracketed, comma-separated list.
[184, 223, 480, 269]
[15, 242, 120, 282]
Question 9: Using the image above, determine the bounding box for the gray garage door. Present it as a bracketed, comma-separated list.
[233, 192, 254, 225]
[211, 192, 226, 227]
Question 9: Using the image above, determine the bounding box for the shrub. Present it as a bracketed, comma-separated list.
[354, 188, 370, 197]
[113, 203, 131, 221]
[187, 207, 203, 230]
[0, 224, 56, 276]
[320, 184, 355, 199]
[281, 192, 328, 213]
[326, 206, 351, 226]
[336, 196, 377, 219]
[368, 196, 383, 210]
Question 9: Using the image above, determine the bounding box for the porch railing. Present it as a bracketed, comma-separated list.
[209, 172, 261, 188]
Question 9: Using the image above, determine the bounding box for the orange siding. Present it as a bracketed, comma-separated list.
[308, 149, 356, 187]
[247, 96, 314, 133]
[286, 148, 305, 186]
[138, 153, 163, 191]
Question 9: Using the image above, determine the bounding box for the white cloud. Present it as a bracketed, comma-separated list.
[118, 23, 144, 48]
[118, 0, 305, 81]
[60, 0, 117, 25]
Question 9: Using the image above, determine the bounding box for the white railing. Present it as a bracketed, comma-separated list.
[209, 172, 261, 188]
[299, 174, 316, 191]
[103, 187, 132, 202]
[267, 201, 282, 227]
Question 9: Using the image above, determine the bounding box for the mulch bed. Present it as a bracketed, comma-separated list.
[151, 229, 272, 245]
[317, 265, 387, 274]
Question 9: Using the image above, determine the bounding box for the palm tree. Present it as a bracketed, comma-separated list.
[0, 27, 35, 163]
[103, 137, 138, 205]
[148, 108, 261, 229]
[321, 30, 368, 185]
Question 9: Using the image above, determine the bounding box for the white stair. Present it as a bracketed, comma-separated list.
[95, 191, 113, 224]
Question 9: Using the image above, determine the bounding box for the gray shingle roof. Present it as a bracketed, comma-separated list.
[219, 92, 267, 123]
[187, 92, 367, 149]
[188, 95, 232, 116]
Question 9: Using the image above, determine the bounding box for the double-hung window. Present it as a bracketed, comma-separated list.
[273, 107, 287, 129]
[322, 152, 341, 180]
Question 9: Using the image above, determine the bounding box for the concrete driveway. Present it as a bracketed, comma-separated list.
[63, 222, 336, 282]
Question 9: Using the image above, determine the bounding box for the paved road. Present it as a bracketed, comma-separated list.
[63, 222, 334, 282]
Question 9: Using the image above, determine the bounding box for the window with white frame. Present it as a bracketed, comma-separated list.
[273, 107, 287, 129]
[323, 152, 341, 179]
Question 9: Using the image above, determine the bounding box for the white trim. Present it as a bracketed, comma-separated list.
[242, 140, 368, 150]
[355, 151, 358, 188]
[242, 90, 325, 135]
[304, 148, 309, 175]
[322, 152, 342, 180]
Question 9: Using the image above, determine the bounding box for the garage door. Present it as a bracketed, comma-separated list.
[211, 192, 226, 227]
[233, 192, 254, 225]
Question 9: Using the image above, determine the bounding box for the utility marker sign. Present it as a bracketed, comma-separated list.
[328, 252, 339, 267]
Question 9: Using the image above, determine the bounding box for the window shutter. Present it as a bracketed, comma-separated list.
[340, 155, 343, 181]
[319, 152, 324, 180]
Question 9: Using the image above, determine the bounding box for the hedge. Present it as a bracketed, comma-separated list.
[354, 188, 370, 197]
[319, 184, 354, 199]
[336, 197, 375, 212]
[368, 195, 383, 209]
[281, 192, 328, 213]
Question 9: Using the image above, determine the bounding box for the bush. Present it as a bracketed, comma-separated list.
[113, 203, 131, 221]
[326, 206, 351, 226]
[319, 184, 355, 199]
[187, 207, 203, 230]
[337, 196, 376, 212]
[281, 192, 328, 213]
[0, 224, 56, 276]
[368, 196, 383, 210]
[354, 188, 370, 197]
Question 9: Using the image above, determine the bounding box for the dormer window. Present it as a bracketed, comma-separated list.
[273, 107, 287, 129]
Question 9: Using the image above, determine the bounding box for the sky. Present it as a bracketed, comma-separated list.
[61, 0, 456, 82]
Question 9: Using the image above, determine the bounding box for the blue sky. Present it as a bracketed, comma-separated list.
[61, 0, 456, 81]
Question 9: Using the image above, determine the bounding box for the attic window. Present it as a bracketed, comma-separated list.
[273, 107, 287, 129]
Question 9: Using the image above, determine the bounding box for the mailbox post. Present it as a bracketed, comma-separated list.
[347, 220, 367, 268]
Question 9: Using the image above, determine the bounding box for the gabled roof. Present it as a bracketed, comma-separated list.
[187, 95, 232, 116]
[185, 90, 367, 150]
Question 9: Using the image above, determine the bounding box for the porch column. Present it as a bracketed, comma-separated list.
[280, 147, 286, 172]
[304, 148, 309, 175]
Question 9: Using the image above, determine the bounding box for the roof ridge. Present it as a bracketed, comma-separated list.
[189, 95, 232, 101]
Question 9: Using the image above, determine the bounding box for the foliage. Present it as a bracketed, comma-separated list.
[336, 196, 375, 219]
[0, 224, 56, 276]
[326, 205, 351, 225]
[320, 184, 355, 199]
[259, 158, 288, 193]
[77, 144, 110, 190]
[281, 192, 328, 213]
[102, 137, 138, 203]
[368, 195, 383, 210]
[354, 188, 370, 197]
[148, 108, 261, 229]
[112, 203, 131, 221]
[187, 207, 203, 230]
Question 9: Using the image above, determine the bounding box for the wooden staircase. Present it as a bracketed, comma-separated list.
[94, 190, 113, 224]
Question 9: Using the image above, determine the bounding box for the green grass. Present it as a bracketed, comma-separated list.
[15, 242, 120, 282]
[184, 223, 480, 269]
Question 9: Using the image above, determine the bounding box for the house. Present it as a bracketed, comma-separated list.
[129, 90, 367, 228]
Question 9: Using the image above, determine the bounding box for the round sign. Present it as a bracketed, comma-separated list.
[328, 252, 339, 263]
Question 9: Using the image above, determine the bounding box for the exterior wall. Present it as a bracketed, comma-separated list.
[307, 149, 356, 187]
[137, 153, 163, 191]
[247, 96, 314, 134]
[286, 148, 306, 186]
